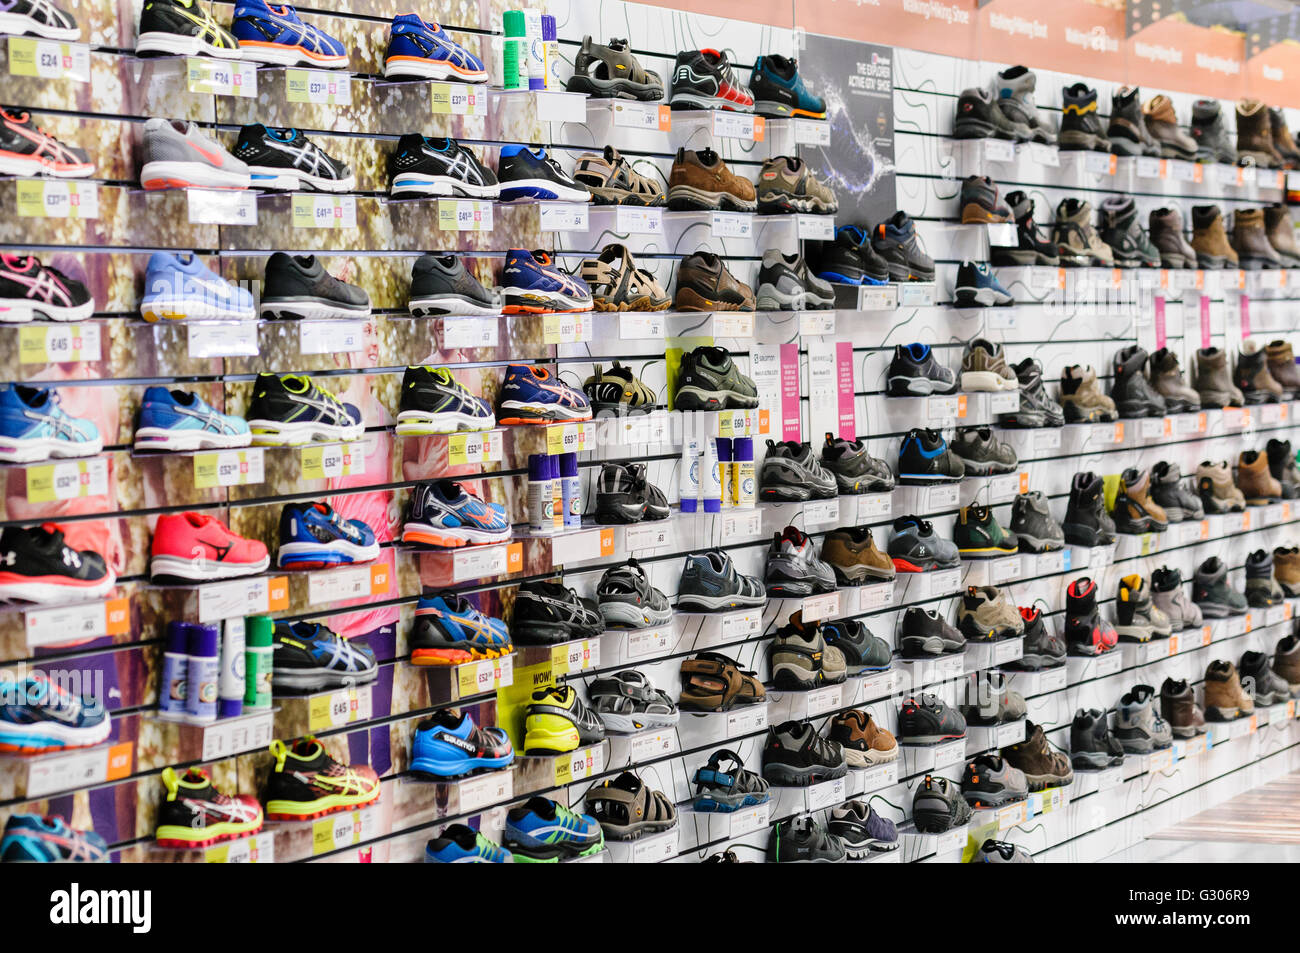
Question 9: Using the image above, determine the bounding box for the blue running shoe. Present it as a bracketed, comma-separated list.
[0, 814, 108, 862]
[246, 372, 363, 446]
[140, 252, 256, 323]
[410, 591, 512, 665]
[425, 824, 512, 863]
[497, 364, 593, 424]
[953, 260, 1014, 307]
[0, 672, 112, 753]
[500, 249, 593, 314]
[396, 365, 495, 435]
[0, 384, 100, 463]
[504, 796, 604, 862]
[411, 710, 513, 778]
[270, 620, 378, 692]
[135, 386, 251, 452]
[749, 53, 826, 119]
[402, 479, 510, 547]
[232, 0, 347, 68]
[497, 146, 591, 203]
[384, 14, 487, 82]
[277, 501, 379, 570]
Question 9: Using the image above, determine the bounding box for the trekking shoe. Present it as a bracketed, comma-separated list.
[500, 250, 592, 315]
[667, 147, 756, 212]
[524, 684, 605, 754]
[872, 211, 935, 282]
[1064, 577, 1118, 655]
[1204, 661, 1254, 720]
[828, 801, 898, 856]
[764, 527, 837, 597]
[676, 549, 765, 611]
[674, 253, 755, 312]
[1010, 491, 1064, 552]
[1012, 607, 1066, 670]
[425, 825, 511, 863]
[1059, 82, 1109, 151]
[1099, 196, 1161, 267]
[1266, 341, 1300, 398]
[669, 48, 754, 112]
[674, 346, 759, 410]
[1266, 439, 1300, 498]
[596, 559, 672, 630]
[961, 338, 1019, 392]
[1069, 709, 1125, 768]
[234, 124, 353, 192]
[762, 721, 847, 786]
[961, 753, 1028, 808]
[951, 426, 1017, 476]
[1233, 207, 1283, 270]
[886, 343, 957, 396]
[821, 526, 895, 584]
[579, 244, 671, 312]
[1060, 365, 1118, 422]
[1197, 460, 1246, 513]
[383, 13, 487, 81]
[497, 364, 592, 424]
[912, 775, 973, 833]
[1265, 210, 1300, 269]
[410, 592, 512, 665]
[821, 620, 892, 673]
[899, 607, 966, 657]
[759, 439, 837, 502]
[769, 613, 846, 689]
[407, 254, 497, 316]
[412, 710, 513, 778]
[150, 511, 267, 582]
[954, 86, 1027, 140]
[993, 65, 1055, 143]
[1240, 650, 1290, 706]
[829, 710, 898, 766]
[1064, 471, 1117, 546]
[231, 0, 347, 68]
[497, 145, 589, 202]
[565, 35, 661, 98]
[582, 362, 661, 416]
[1193, 557, 1247, 618]
[899, 694, 967, 744]
[1149, 207, 1198, 269]
[0, 385, 100, 463]
[750, 53, 826, 119]
[1106, 85, 1159, 156]
[768, 815, 846, 862]
[897, 429, 965, 484]
[0, 815, 106, 863]
[402, 480, 509, 547]
[953, 261, 1013, 307]
[1277, 549, 1300, 598]
[755, 251, 835, 311]
[693, 749, 770, 812]
[589, 670, 678, 733]
[271, 620, 378, 692]
[1237, 99, 1282, 168]
[1238, 448, 1282, 505]
[1113, 345, 1167, 418]
[1115, 575, 1172, 642]
[1113, 467, 1169, 534]
[953, 505, 1019, 561]
[1274, 632, 1300, 694]
[512, 580, 603, 645]
[397, 365, 495, 435]
[820, 433, 895, 493]
[594, 462, 671, 524]
[1000, 358, 1065, 428]
[1191, 99, 1236, 163]
[387, 134, 498, 198]
[1160, 679, 1206, 738]
[246, 373, 362, 445]
[962, 670, 1030, 726]
[571, 145, 664, 206]
[277, 501, 378, 570]
[263, 737, 380, 820]
[1149, 348, 1201, 413]
[158, 768, 262, 850]
[1236, 338, 1284, 404]
[814, 224, 891, 285]
[959, 175, 1012, 224]
[504, 797, 604, 862]
[1151, 566, 1202, 631]
[1270, 109, 1300, 168]
[1245, 550, 1284, 608]
[1054, 198, 1112, 266]
[1002, 720, 1073, 790]
[757, 155, 837, 215]
[889, 515, 960, 572]
[956, 585, 1024, 640]
[1191, 205, 1239, 269]
[990, 190, 1059, 265]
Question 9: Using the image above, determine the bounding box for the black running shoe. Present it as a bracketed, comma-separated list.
[496, 146, 590, 203]
[260, 253, 370, 320]
[0, 523, 114, 604]
[408, 254, 496, 316]
[898, 608, 965, 657]
[396, 365, 494, 435]
[511, 580, 603, 645]
[136, 0, 239, 57]
[0, 254, 93, 323]
[768, 815, 846, 863]
[887, 343, 957, 396]
[595, 462, 669, 524]
[246, 373, 363, 446]
[759, 440, 837, 502]
[234, 125, 355, 193]
[897, 428, 965, 484]
[0, 0, 78, 40]
[388, 135, 499, 198]
[271, 620, 378, 692]
[820, 433, 894, 493]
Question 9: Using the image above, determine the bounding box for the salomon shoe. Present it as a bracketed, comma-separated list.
[765, 527, 837, 597]
[1000, 357, 1064, 428]
[412, 710, 513, 778]
[820, 432, 894, 492]
[595, 462, 669, 524]
[504, 797, 604, 862]
[1070, 708, 1125, 769]
[271, 620, 378, 692]
[756, 250, 835, 311]
[512, 580, 603, 644]
[674, 345, 759, 410]
[277, 501, 379, 569]
[410, 591, 512, 665]
[402, 480, 510, 547]
[760, 439, 837, 501]
[524, 684, 605, 754]
[263, 737, 380, 820]
[425, 825, 511, 863]
[596, 559, 672, 629]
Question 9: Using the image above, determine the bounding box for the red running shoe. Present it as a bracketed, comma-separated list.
[150, 511, 269, 582]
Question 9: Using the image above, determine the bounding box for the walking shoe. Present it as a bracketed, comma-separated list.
[0, 108, 92, 178]
[1060, 364, 1118, 422]
[814, 225, 891, 285]
[155, 767, 264, 848]
[953, 506, 1019, 561]
[263, 737, 380, 820]
[140, 252, 255, 322]
[512, 580, 602, 644]
[961, 753, 1028, 808]
[0, 253, 93, 324]
[953, 261, 1013, 307]
[1232, 208, 1282, 270]
[1069, 709, 1125, 769]
[596, 559, 671, 630]
[961, 671, 1027, 725]
[1064, 577, 1118, 655]
[897, 429, 965, 484]
[579, 245, 670, 313]
[1266, 341, 1300, 398]
[232, 0, 346, 67]
[1148, 207, 1198, 269]
[1151, 566, 1202, 631]
[1002, 720, 1073, 790]
[1059, 83, 1109, 151]
[674, 252, 756, 312]
[246, 373, 362, 446]
[820, 433, 894, 493]
[402, 480, 510, 547]
[1245, 550, 1284, 608]
[912, 775, 973, 833]
[954, 86, 1027, 140]
[1160, 679, 1206, 738]
[589, 670, 678, 733]
[571, 146, 664, 206]
[383, 13, 486, 81]
[501, 250, 591, 314]
[1196, 460, 1246, 513]
[990, 191, 1059, 266]
[759, 440, 837, 502]
[1271, 108, 1300, 167]
[873, 211, 935, 281]
[1115, 575, 1172, 642]
[769, 616, 846, 689]
[0, 385, 99, 463]
[755, 251, 835, 311]
[960, 339, 1018, 392]
[1191, 99, 1236, 163]
[397, 366, 494, 435]
[151, 511, 268, 581]
[1106, 86, 1159, 156]
[1278, 549, 1300, 598]
[425, 825, 511, 863]
[1267, 439, 1300, 498]
[277, 501, 378, 569]
[821, 619, 892, 673]
[1193, 557, 1247, 618]
[821, 526, 895, 584]
[1274, 632, 1300, 694]
[899, 694, 967, 744]
[762, 721, 847, 786]
[234, 124, 353, 192]
[750, 53, 825, 119]
[497, 364, 592, 424]
[524, 684, 605, 754]
[1143, 94, 1197, 159]
[504, 797, 604, 862]
[956, 585, 1024, 640]
[1000, 358, 1064, 428]
[959, 175, 1012, 224]
[666, 147, 756, 212]
[497, 146, 590, 203]
[1148, 348, 1201, 413]
[1010, 491, 1064, 553]
[595, 462, 669, 524]
[828, 800, 898, 856]
[830, 710, 898, 766]
[1204, 660, 1254, 720]
[768, 815, 846, 862]
[765, 528, 836, 597]
[1191, 205, 1238, 269]
[388, 135, 498, 198]
[1012, 607, 1066, 670]
[993, 65, 1054, 143]
[271, 620, 377, 692]
[582, 362, 661, 416]
[0, 0, 77, 40]
[673, 346, 759, 410]
[0, 815, 106, 863]
[140, 117, 250, 190]
[1112, 346, 1166, 418]
[676, 549, 765, 611]
[1064, 471, 1117, 546]
[899, 607, 965, 657]
[692, 749, 770, 812]
[757, 156, 836, 215]
[1236, 99, 1281, 167]
[1193, 347, 1244, 407]
[565, 35, 661, 98]
[411, 710, 512, 778]
[1240, 650, 1290, 706]
[669, 48, 754, 112]
[260, 253, 369, 320]
[0, 524, 113, 605]
[889, 515, 961, 572]
[136, 0, 240, 57]
[0, 671, 110, 752]
[1236, 339, 1284, 404]
[1238, 448, 1282, 504]
[951, 426, 1017, 476]
[1100, 196, 1161, 267]
[1264, 208, 1300, 268]
[135, 387, 250, 452]
[411, 592, 511, 665]
[1113, 467, 1169, 534]
[886, 343, 957, 396]
[1054, 198, 1112, 266]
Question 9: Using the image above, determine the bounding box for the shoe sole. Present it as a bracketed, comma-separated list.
[247, 419, 363, 446]
[390, 173, 500, 199]
[382, 56, 488, 82]
[235, 40, 348, 68]
[501, 287, 591, 314]
[0, 435, 103, 463]
[135, 31, 240, 57]
[401, 523, 509, 547]
[498, 179, 591, 203]
[134, 428, 251, 452]
[961, 370, 1020, 391]
[396, 410, 496, 435]
[260, 296, 371, 321]
[140, 160, 250, 191]
[496, 401, 592, 425]
[247, 166, 355, 193]
[150, 554, 269, 582]
[408, 293, 499, 316]
[954, 285, 1014, 307]
[666, 184, 756, 213]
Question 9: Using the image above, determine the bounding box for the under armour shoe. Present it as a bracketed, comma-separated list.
[596, 559, 672, 629]
[425, 825, 512, 863]
[388, 135, 499, 199]
[497, 146, 590, 203]
[582, 362, 662, 416]
[232, 0, 346, 67]
[139, 117, 251, 190]
[760, 439, 837, 502]
[136, 0, 241, 58]
[756, 250, 836, 311]
[0, 671, 111, 752]
[677, 549, 766, 611]
[246, 373, 363, 445]
[410, 591, 511, 665]
[501, 249, 592, 314]
[0, 385, 100, 462]
[0, 108, 92, 177]
[524, 684, 605, 754]
[260, 253, 369, 321]
[888, 515, 961, 572]
[155, 766, 263, 848]
[0, 524, 114, 604]
[765, 527, 837, 597]
[140, 252, 255, 322]
[497, 364, 592, 425]
[887, 343, 958, 396]
[408, 254, 497, 316]
[233, 124, 353, 192]
[750, 53, 825, 119]
[0, 253, 93, 323]
[277, 501, 378, 570]
[150, 511, 269, 581]
[669, 48, 754, 112]
[264, 737, 381, 820]
[412, 710, 513, 778]
[897, 428, 965, 484]
[272, 620, 377, 692]
[397, 365, 495, 435]
[512, 580, 604, 644]
[504, 797, 604, 862]
[0, 0, 78, 41]
[402, 480, 509, 547]
[820, 433, 894, 493]
[674, 346, 760, 411]
[135, 387, 251, 452]
[594, 462, 670, 524]
[383, 13, 486, 81]
[0, 815, 106, 863]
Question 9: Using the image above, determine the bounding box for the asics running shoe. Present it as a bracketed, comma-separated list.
[410, 591, 512, 665]
[0, 253, 93, 323]
[425, 824, 512, 863]
[388, 135, 499, 199]
[264, 737, 381, 820]
[408, 254, 497, 316]
[140, 252, 256, 322]
[0, 0, 79, 41]
[231, 0, 347, 68]
[501, 249, 593, 314]
[0, 107, 92, 177]
[0, 814, 106, 862]
[524, 684, 606, 754]
[497, 146, 591, 203]
[411, 710, 513, 778]
[134, 386, 251, 451]
[150, 511, 270, 582]
[155, 766, 264, 848]
[271, 621, 378, 692]
[277, 501, 379, 569]
[497, 364, 592, 425]
[0, 671, 111, 753]
[233, 124, 355, 192]
[384, 13, 487, 81]
[0, 524, 114, 604]
[505, 796, 604, 862]
[512, 580, 604, 644]
[136, 0, 241, 58]
[402, 480, 510, 547]
[397, 366, 495, 435]
[0, 384, 100, 462]
[246, 373, 363, 446]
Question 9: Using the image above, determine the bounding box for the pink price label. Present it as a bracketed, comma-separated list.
[1240, 294, 1250, 339]
[1153, 296, 1166, 350]
[1200, 295, 1211, 349]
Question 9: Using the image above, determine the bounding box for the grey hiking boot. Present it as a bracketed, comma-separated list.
[961, 670, 1027, 726]
[1151, 460, 1204, 522]
[1115, 684, 1173, 753]
[764, 526, 836, 598]
[1106, 85, 1159, 157]
[762, 721, 848, 786]
[1191, 99, 1236, 163]
[1193, 556, 1248, 618]
[1059, 83, 1110, 152]
[674, 346, 759, 411]
[872, 211, 935, 282]
[961, 753, 1029, 809]
[769, 617, 846, 690]
[1000, 358, 1064, 428]
[768, 815, 847, 862]
[1054, 198, 1113, 266]
[960, 338, 1018, 392]
[912, 775, 973, 833]
[759, 439, 837, 502]
[954, 86, 1028, 141]
[820, 433, 894, 493]
[1245, 549, 1284, 608]
[1239, 649, 1290, 706]
[1149, 348, 1201, 413]
[951, 425, 1018, 476]
[1115, 573, 1172, 642]
[1010, 491, 1064, 552]
[1099, 196, 1161, 268]
[888, 515, 960, 572]
[1112, 345, 1167, 418]
[1151, 566, 1202, 631]
[993, 65, 1054, 144]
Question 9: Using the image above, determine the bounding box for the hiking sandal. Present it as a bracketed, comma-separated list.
[582, 362, 662, 415]
[693, 747, 771, 812]
[584, 772, 678, 840]
[573, 146, 666, 206]
[678, 651, 766, 711]
[588, 669, 679, 733]
[578, 244, 671, 312]
[566, 39, 664, 101]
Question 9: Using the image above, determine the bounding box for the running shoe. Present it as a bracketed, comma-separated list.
[0, 254, 93, 323]
[497, 146, 591, 203]
[271, 620, 377, 692]
[512, 580, 604, 645]
[135, 387, 250, 452]
[396, 365, 495, 435]
[0, 384, 100, 462]
[408, 254, 497, 316]
[0, 524, 114, 604]
[0, 671, 111, 753]
[828, 801, 898, 857]
[245, 373, 363, 445]
[501, 250, 593, 314]
[388, 135, 498, 199]
[0, 814, 106, 862]
[410, 591, 512, 665]
[0, 107, 92, 177]
[139, 118, 251, 190]
[411, 710, 513, 778]
[263, 736, 381, 820]
[155, 766, 263, 848]
[260, 253, 370, 321]
[504, 797, 604, 862]
[231, 0, 347, 68]
[384, 13, 487, 81]
[497, 364, 592, 424]
[597, 560, 673, 629]
[425, 824, 512, 863]
[140, 252, 256, 322]
[136, 0, 241, 58]
[150, 511, 270, 582]
[524, 684, 605, 754]
[277, 501, 378, 570]
[402, 479, 510, 547]
[0, 0, 78, 41]
[233, 124, 355, 192]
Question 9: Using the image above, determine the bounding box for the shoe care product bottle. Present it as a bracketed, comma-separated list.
[542, 15, 560, 89]
[680, 436, 701, 512]
[528, 453, 555, 533]
[703, 437, 722, 513]
[521, 8, 545, 90]
[733, 437, 756, 509]
[559, 452, 581, 528]
[186, 623, 219, 724]
[550, 454, 564, 531]
[218, 618, 245, 719]
[716, 438, 733, 510]
[160, 622, 190, 716]
[244, 615, 273, 710]
[502, 10, 527, 90]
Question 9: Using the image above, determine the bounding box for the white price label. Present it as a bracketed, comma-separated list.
[451, 543, 509, 583]
[710, 211, 752, 238]
[186, 321, 258, 358]
[712, 110, 758, 140]
[793, 118, 830, 146]
[626, 626, 673, 660]
[982, 139, 1015, 162]
[1135, 156, 1164, 179]
[926, 395, 960, 422]
[1028, 142, 1058, 166]
[801, 591, 840, 623]
[855, 493, 892, 522]
[26, 746, 112, 798]
[858, 284, 897, 310]
[611, 100, 667, 130]
[534, 89, 587, 124]
[728, 801, 770, 837]
[619, 311, 664, 339]
[25, 598, 123, 649]
[925, 568, 963, 599]
[712, 312, 753, 337]
[17, 323, 102, 362]
[934, 738, 967, 769]
[458, 770, 512, 813]
[307, 565, 382, 606]
[24, 457, 108, 502]
[197, 576, 273, 623]
[805, 683, 842, 717]
[798, 311, 835, 336]
[724, 703, 768, 737]
[299, 319, 366, 354]
[858, 582, 894, 612]
[992, 555, 1021, 583]
[186, 188, 257, 226]
[200, 710, 275, 761]
[441, 315, 498, 348]
[538, 202, 589, 231]
[927, 483, 960, 510]
[625, 522, 671, 552]
[628, 729, 677, 762]
[803, 498, 840, 526]
[796, 214, 835, 241]
[806, 775, 846, 811]
[719, 609, 762, 641]
[720, 509, 763, 539]
[615, 206, 662, 234]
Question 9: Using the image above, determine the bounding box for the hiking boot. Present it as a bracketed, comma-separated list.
[953, 85, 1027, 141]
[953, 261, 1013, 307]
[1235, 339, 1282, 404]
[960, 338, 1018, 392]
[1148, 207, 1198, 269]
[1193, 347, 1244, 408]
[1274, 631, 1300, 694]
[1191, 205, 1238, 269]
[956, 585, 1024, 641]
[951, 426, 1017, 476]
[1099, 196, 1160, 267]
[1010, 491, 1064, 553]
[767, 815, 846, 863]
[1000, 357, 1065, 428]
[666, 147, 756, 212]
[912, 775, 973, 833]
[887, 342, 958, 396]
[762, 720, 848, 786]
[1148, 348, 1201, 413]
[1204, 660, 1254, 720]
[1151, 461, 1203, 522]
[899, 693, 967, 744]
[1113, 467, 1168, 534]
[1054, 197, 1112, 266]
[1112, 345, 1166, 418]
[1270, 107, 1300, 168]
[1264, 206, 1300, 267]
[1275, 547, 1300, 598]
[829, 710, 898, 767]
[1245, 549, 1284, 609]
[674, 252, 755, 312]
[1059, 83, 1109, 152]
[755, 250, 835, 311]
[1193, 557, 1248, 618]
[814, 224, 891, 285]
[1268, 438, 1300, 497]
[1197, 460, 1246, 513]
[821, 526, 895, 584]
[1060, 365, 1118, 423]
[1265, 341, 1300, 399]
[769, 619, 845, 690]
[1107, 86, 1159, 157]
[993, 65, 1054, 143]
[673, 346, 758, 410]
[1236, 99, 1281, 168]
[959, 175, 1012, 224]
[595, 462, 670, 524]
[820, 433, 893, 493]
[960, 753, 1028, 809]
[1232, 207, 1282, 270]
[1115, 684, 1173, 753]
[764, 528, 836, 598]
[1064, 471, 1117, 546]
[990, 191, 1059, 266]
[1065, 576, 1118, 655]
[899, 607, 965, 657]
[888, 516, 960, 573]
[1143, 94, 1197, 160]
[872, 211, 934, 282]
[1069, 708, 1124, 769]
[1151, 566, 1202, 631]
[1238, 448, 1282, 505]
[821, 620, 891, 674]
[1002, 720, 1073, 790]
[897, 429, 965, 485]
[953, 506, 1019, 562]
[1160, 678, 1206, 737]
[1012, 607, 1066, 670]
[827, 800, 897, 856]
[1240, 650, 1290, 705]
[756, 155, 837, 215]
[1115, 574, 1172, 642]
[759, 439, 837, 502]
[1191, 99, 1236, 164]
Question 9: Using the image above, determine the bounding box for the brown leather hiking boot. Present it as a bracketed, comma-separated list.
[1197, 460, 1246, 513]
[1264, 205, 1300, 267]
[1113, 467, 1169, 533]
[1148, 207, 1197, 269]
[1266, 339, 1300, 397]
[1274, 630, 1300, 692]
[674, 252, 754, 311]
[820, 527, 894, 584]
[1191, 205, 1238, 269]
[1193, 347, 1244, 407]
[1001, 720, 1073, 791]
[1237, 100, 1282, 168]
[1232, 208, 1281, 270]
[1275, 547, 1300, 598]
[1059, 364, 1117, 422]
[1149, 347, 1201, 412]
[1235, 338, 1283, 404]
[1270, 107, 1300, 168]
[1237, 449, 1282, 504]
[829, 709, 898, 767]
[667, 147, 756, 212]
[1160, 678, 1205, 737]
[1143, 94, 1197, 160]
[1204, 660, 1254, 720]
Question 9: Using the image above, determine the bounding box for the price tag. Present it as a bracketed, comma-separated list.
[186, 188, 257, 226]
[534, 89, 587, 124]
[458, 769, 512, 813]
[300, 442, 366, 480]
[446, 429, 502, 465]
[308, 684, 373, 731]
[934, 738, 967, 769]
[793, 118, 830, 146]
[25, 457, 108, 502]
[924, 568, 963, 599]
[859, 760, 898, 794]
[199, 710, 275, 762]
[858, 284, 897, 310]
[625, 521, 670, 553]
[311, 807, 380, 855]
[286, 68, 352, 105]
[26, 741, 132, 798]
[800, 591, 840, 623]
[854, 493, 892, 522]
[552, 742, 605, 785]
[711, 312, 753, 338]
[984, 223, 1017, 248]
[307, 563, 389, 606]
[798, 311, 835, 336]
[710, 211, 752, 238]
[1170, 160, 1197, 182]
[989, 391, 1019, 414]
[18, 323, 101, 363]
[193, 448, 265, 489]
[299, 319, 366, 354]
[724, 703, 768, 737]
[550, 638, 599, 676]
[803, 498, 840, 526]
[538, 202, 589, 231]
[626, 625, 673, 660]
[796, 214, 835, 241]
[186, 321, 258, 358]
[544, 421, 596, 454]
[619, 311, 664, 339]
[15, 179, 98, 219]
[806, 775, 846, 811]
[611, 101, 671, 131]
[728, 801, 770, 837]
[291, 194, 357, 230]
[197, 575, 288, 623]
[858, 582, 894, 612]
[1096, 650, 1124, 677]
[1135, 156, 1164, 179]
[25, 597, 128, 649]
[899, 283, 936, 307]
[437, 199, 493, 231]
[6, 37, 89, 82]
[1083, 151, 1116, 175]
[542, 311, 590, 344]
[926, 395, 961, 422]
[451, 542, 512, 583]
[615, 206, 663, 234]
[207, 831, 273, 863]
[430, 82, 487, 115]
[441, 315, 498, 348]
[712, 110, 762, 141]
[720, 509, 762, 538]
[991, 555, 1021, 584]
[995, 719, 1026, 747]
[927, 483, 961, 510]
[186, 57, 256, 97]
[1034, 550, 1066, 576]
[804, 683, 842, 716]
[455, 654, 513, 697]
[982, 138, 1015, 162]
